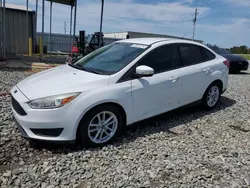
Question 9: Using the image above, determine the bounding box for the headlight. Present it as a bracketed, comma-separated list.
[28, 92, 80, 109]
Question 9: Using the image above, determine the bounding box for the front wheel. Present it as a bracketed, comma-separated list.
[201, 83, 221, 110]
[77, 104, 124, 148]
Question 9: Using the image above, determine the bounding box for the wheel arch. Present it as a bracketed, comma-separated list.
[203, 79, 223, 99]
[75, 101, 127, 139]
[210, 79, 223, 92]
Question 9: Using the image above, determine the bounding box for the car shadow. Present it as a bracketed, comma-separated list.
[119, 96, 236, 143]
[229, 71, 250, 75]
[30, 96, 236, 153]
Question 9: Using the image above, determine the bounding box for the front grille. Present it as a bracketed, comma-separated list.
[11, 96, 27, 116]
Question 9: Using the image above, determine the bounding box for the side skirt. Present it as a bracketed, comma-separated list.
[127, 100, 202, 126]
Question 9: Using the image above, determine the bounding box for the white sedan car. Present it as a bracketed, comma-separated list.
[10, 38, 229, 147]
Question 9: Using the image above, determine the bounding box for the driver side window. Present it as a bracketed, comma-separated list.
[138, 44, 177, 74]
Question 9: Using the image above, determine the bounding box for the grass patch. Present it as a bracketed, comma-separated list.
[236, 54, 250, 60]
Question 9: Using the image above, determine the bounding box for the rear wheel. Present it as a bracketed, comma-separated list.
[230, 69, 241, 74]
[202, 83, 221, 110]
[77, 104, 124, 147]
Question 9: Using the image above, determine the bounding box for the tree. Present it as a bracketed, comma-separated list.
[230, 45, 249, 54]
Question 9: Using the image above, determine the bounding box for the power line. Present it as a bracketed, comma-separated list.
[85, 10, 194, 25]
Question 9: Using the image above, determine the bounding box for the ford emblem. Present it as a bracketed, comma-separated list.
[14, 90, 17, 93]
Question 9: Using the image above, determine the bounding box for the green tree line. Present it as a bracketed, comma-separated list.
[206, 43, 250, 54]
[229, 45, 250, 54]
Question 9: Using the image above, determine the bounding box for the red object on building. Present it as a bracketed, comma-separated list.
[71, 46, 79, 53]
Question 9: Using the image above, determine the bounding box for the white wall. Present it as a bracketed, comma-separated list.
[103, 32, 128, 39]
[103, 31, 203, 43]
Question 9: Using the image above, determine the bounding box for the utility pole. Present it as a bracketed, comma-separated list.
[192, 8, 198, 41]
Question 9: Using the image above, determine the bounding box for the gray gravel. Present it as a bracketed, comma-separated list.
[0, 67, 250, 188]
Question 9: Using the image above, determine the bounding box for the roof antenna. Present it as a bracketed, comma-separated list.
[181, 32, 188, 39]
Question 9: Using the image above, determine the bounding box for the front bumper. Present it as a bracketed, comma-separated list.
[10, 86, 79, 142]
[13, 116, 29, 139]
[230, 61, 249, 71]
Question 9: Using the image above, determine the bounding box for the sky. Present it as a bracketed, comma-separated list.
[5, 0, 250, 48]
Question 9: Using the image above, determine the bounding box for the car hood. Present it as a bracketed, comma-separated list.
[17, 65, 110, 100]
[221, 54, 247, 61]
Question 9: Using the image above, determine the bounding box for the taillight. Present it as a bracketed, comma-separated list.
[223, 60, 230, 68]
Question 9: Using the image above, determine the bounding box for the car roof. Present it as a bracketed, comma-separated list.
[116, 37, 201, 46]
[116, 38, 174, 45]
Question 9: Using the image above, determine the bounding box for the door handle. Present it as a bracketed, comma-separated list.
[202, 68, 210, 73]
[169, 76, 179, 82]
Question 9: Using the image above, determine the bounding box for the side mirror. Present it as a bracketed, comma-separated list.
[134, 65, 154, 78]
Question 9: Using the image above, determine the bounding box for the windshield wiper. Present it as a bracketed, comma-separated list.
[68, 63, 80, 69]
[69, 64, 102, 74]
[83, 67, 103, 74]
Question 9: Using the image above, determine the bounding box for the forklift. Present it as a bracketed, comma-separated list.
[85, 32, 104, 54]
[67, 31, 104, 64]
[67, 0, 105, 64]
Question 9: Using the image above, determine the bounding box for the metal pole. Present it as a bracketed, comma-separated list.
[36, 0, 38, 26]
[70, 5, 73, 51]
[26, 0, 29, 54]
[35, 0, 38, 53]
[73, 0, 77, 37]
[2, 0, 5, 59]
[49, 1, 52, 53]
[99, 0, 104, 47]
[0, 0, 2, 59]
[41, 0, 45, 58]
[192, 8, 198, 41]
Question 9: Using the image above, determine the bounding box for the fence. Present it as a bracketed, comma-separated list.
[36, 32, 123, 53]
[36, 32, 77, 53]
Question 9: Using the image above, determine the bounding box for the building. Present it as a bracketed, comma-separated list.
[0, 3, 36, 58]
[103, 31, 203, 43]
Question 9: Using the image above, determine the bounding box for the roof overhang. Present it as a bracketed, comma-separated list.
[46, 0, 76, 6]
[1, 3, 33, 12]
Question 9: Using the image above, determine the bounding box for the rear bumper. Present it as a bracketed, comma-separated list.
[230, 61, 249, 70]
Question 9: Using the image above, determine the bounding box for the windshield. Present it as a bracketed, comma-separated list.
[71, 42, 148, 75]
[86, 35, 93, 44]
[209, 47, 230, 54]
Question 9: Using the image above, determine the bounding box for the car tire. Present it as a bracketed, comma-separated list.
[201, 82, 221, 110]
[234, 70, 241, 74]
[229, 69, 241, 74]
[76, 104, 124, 148]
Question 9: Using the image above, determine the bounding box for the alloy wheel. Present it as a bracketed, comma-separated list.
[87, 111, 118, 144]
[206, 86, 220, 107]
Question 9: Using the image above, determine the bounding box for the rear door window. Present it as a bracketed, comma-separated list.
[200, 47, 216, 61]
[177, 44, 204, 67]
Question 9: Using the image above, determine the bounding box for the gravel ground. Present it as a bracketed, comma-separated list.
[0, 67, 250, 188]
